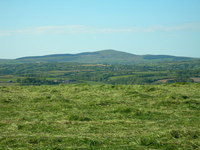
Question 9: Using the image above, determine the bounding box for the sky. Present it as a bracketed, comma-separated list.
[0, 0, 200, 59]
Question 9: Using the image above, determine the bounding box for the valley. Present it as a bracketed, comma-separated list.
[0, 50, 200, 149]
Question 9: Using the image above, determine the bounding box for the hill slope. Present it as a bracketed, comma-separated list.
[16, 49, 143, 64]
[2, 49, 195, 64]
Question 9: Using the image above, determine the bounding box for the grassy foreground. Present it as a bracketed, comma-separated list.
[0, 84, 200, 149]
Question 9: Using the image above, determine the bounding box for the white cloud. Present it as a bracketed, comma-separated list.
[0, 23, 199, 36]
[141, 23, 200, 32]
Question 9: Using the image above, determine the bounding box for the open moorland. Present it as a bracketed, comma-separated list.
[0, 83, 200, 149]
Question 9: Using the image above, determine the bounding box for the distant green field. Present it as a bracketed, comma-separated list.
[1, 60, 200, 85]
[0, 83, 199, 149]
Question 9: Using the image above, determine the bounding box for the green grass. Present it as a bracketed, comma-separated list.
[0, 83, 200, 149]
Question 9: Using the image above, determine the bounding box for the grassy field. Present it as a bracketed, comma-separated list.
[0, 83, 200, 149]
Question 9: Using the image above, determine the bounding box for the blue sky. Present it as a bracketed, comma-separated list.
[0, 0, 200, 59]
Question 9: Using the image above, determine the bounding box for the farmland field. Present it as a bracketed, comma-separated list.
[0, 83, 199, 149]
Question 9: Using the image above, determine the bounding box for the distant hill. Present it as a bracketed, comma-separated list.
[15, 49, 142, 64]
[143, 54, 193, 61]
[1, 49, 195, 64]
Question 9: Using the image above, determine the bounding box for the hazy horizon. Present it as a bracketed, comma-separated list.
[0, 0, 200, 59]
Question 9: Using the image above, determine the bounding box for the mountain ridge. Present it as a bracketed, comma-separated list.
[1, 49, 196, 64]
